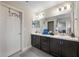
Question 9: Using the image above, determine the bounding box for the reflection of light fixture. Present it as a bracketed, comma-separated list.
[64, 4, 70, 10]
[33, 12, 44, 21]
[66, 4, 70, 10]
[58, 8, 62, 11]
[64, 6, 67, 10]
[33, 18, 36, 21]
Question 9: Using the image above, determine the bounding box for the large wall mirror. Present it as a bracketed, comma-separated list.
[32, 2, 73, 35]
[55, 13, 71, 34]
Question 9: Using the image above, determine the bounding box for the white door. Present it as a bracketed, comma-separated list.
[0, 4, 21, 56]
[6, 9, 21, 56]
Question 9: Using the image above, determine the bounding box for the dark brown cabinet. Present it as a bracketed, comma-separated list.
[50, 38, 78, 57]
[40, 37, 50, 53]
[31, 35, 40, 49]
[61, 40, 78, 57]
[77, 44, 79, 56]
[31, 34, 79, 57]
[50, 38, 62, 56]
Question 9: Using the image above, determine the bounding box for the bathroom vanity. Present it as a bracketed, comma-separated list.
[31, 33, 79, 57]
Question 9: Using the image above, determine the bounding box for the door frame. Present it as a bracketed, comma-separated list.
[0, 2, 24, 55]
[48, 21, 54, 32]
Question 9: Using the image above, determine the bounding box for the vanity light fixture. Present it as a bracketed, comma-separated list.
[57, 3, 71, 12]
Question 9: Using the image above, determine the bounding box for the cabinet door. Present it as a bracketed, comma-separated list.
[77, 43, 79, 57]
[50, 38, 62, 56]
[61, 40, 78, 57]
[31, 35, 40, 49]
[40, 37, 50, 53]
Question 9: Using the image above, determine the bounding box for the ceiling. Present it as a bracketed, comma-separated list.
[26, 1, 64, 13]
[2, 1, 64, 13]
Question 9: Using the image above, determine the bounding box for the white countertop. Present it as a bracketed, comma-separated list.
[31, 33, 79, 42]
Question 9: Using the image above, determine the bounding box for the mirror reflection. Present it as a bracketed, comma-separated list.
[55, 13, 71, 34]
[32, 13, 72, 35]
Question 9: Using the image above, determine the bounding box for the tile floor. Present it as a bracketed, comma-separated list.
[11, 47, 53, 57]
